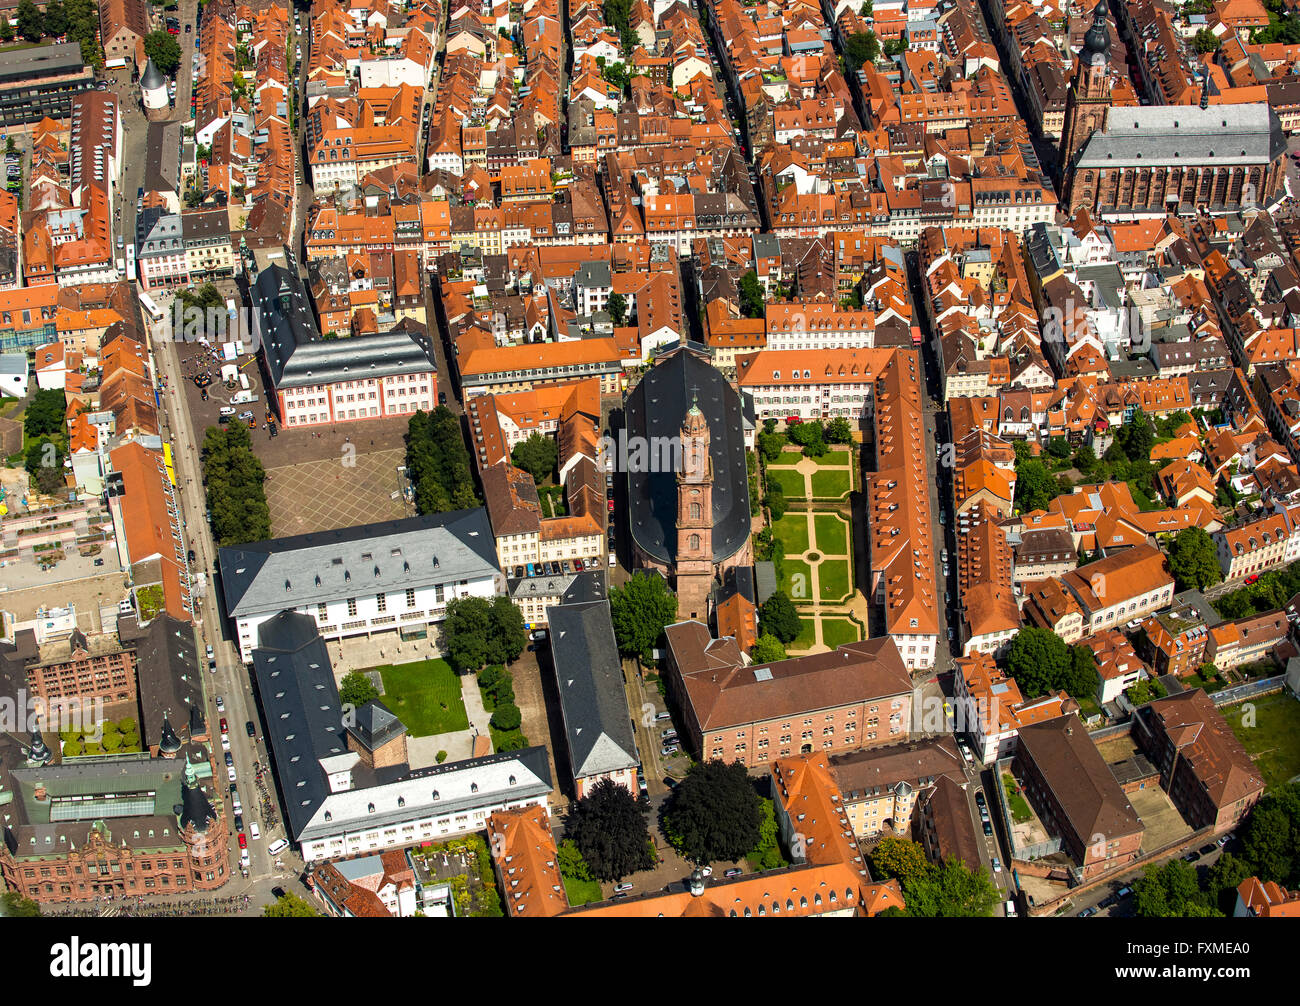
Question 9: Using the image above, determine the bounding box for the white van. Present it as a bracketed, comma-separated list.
[249, 822, 261, 840]
[1004, 899, 1018, 917]
[268, 838, 289, 857]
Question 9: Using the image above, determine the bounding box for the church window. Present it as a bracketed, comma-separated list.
[691, 503, 701, 520]
[690, 534, 700, 551]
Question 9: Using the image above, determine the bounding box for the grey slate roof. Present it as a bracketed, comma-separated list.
[253, 256, 438, 390]
[251, 611, 349, 841]
[545, 600, 638, 783]
[219, 509, 501, 619]
[625, 343, 751, 566]
[1076, 104, 1286, 170]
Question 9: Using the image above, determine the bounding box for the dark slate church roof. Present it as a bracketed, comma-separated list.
[624, 343, 750, 566]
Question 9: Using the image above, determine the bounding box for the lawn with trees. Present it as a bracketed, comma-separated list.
[406, 407, 479, 514]
[1213, 558, 1300, 619]
[371, 659, 468, 736]
[23, 387, 65, 440]
[339, 670, 379, 710]
[565, 778, 655, 882]
[202, 422, 270, 546]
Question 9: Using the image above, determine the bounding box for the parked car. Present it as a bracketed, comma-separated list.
[234, 814, 243, 832]
[724, 868, 742, 878]
[215, 695, 224, 712]
[1116, 885, 1134, 900]
[991, 857, 1002, 872]
[206, 645, 214, 660]
[1217, 833, 1234, 847]
[246, 721, 256, 738]
[93, 558, 104, 566]
[221, 734, 231, 752]
[1244, 574, 1259, 585]
[974, 790, 986, 808]
[188, 549, 197, 564]
[655, 711, 671, 722]
[227, 765, 237, 782]
[1199, 843, 1218, 856]
[238, 833, 247, 849]
[514, 565, 524, 579]
[660, 745, 679, 757]
[1183, 850, 1200, 863]
[614, 882, 633, 893]
[982, 820, 993, 836]
[224, 752, 234, 767]
[663, 776, 678, 789]
[574, 558, 584, 572]
[219, 718, 228, 734]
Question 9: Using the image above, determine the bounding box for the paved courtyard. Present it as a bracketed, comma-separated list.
[265, 448, 409, 536]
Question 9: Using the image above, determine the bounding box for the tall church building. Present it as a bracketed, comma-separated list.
[1059, 1, 1113, 178]
[625, 344, 752, 623]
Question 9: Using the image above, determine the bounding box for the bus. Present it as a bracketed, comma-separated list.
[139, 291, 165, 323]
[125, 243, 136, 281]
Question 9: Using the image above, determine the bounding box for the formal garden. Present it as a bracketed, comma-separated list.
[752, 419, 867, 655]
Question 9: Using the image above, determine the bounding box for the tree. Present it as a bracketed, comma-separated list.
[1072, 444, 1099, 479]
[746, 797, 785, 871]
[442, 596, 494, 672]
[868, 836, 932, 888]
[0, 891, 41, 917]
[609, 571, 678, 661]
[23, 387, 67, 439]
[1133, 860, 1221, 917]
[1005, 626, 1071, 698]
[764, 482, 786, 521]
[902, 857, 1000, 917]
[1238, 791, 1300, 885]
[824, 417, 854, 444]
[843, 31, 880, 70]
[1116, 411, 1155, 462]
[1204, 852, 1254, 913]
[788, 419, 827, 458]
[339, 670, 379, 709]
[263, 893, 321, 917]
[607, 291, 628, 327]
[1168, 527, 1223, 591]
[1193, 28, 1221, 53]
[556, 838, 592, 881]
[407, 407, 480, 515]
[759, 591, 801, 644]
[0, 19, 12, 42]
[16, 0, 42, 42]
[510, 432, 558, 483]
[42, 0, 68, 36]
[565, 777, 655, 881]
[487, 596, 527, 665]
[663, 760, 762, 864]
[1064, 645, 1099, 700]
[201, 423, 270, 546]
[739, 270, 765, 319]
[751, 633, 787, 664]
[490, 702, 521, 731]
[1014, 458, 1056, 513]
[145, 30, 182, 75]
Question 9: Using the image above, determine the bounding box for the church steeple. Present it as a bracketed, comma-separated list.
[1061, 1, 1114, 206]
[676, 394, 714, 622]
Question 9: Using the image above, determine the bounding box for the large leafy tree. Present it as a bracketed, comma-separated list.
[202, 423, 270, 546]
[1006, 626, 1070, 697]
[607, 291, 628, 327]
[738, 270, 765, 319]
[750, 633, 786, 664]
[442, 596, 528, 672]
[868, 836, 932, 888]
[407, 407, 479, 514]
[843, 31, 880, 70]
[263, 893, 320, 917]
[23, 387, 66, 439]
[902, 857, 1000, 917]
[339, 670, 379, 709]
[1132, 860, 1222, 918]
[1167, 527, 1223, 591]
[1238, 791, 1300, 886]
[663, 759, 762, 865]
[42, 0, 67, 37]
[510, 432, 558, 484]
[488, 595, 527, 664]
[16, 0, 42, 42]
[1116, 411, 1155, 462]
[1014, 458, 1056, 513]
[609, 571, 678, 661]
[565, 778, 655, 882]
[0, 891, 41, 917]
[144, 30, 182, 75]
[758, 591, 801, 644]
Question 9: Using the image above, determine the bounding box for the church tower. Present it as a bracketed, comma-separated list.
[675, 396, 714, 622]
[1060, 2, 1113, 178]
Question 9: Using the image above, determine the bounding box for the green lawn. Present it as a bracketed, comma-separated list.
[769, 468, 808, 499]
[770, 513, 810, 554]
[816, 559, 852, 602]
[818, 450, 852, 466]
[1228, 692, 1300, 791]
[789, 615, 817, 652]
[820, 618, 861, 648]
[374, 659, 469, 737]
[776, 450, 806, 465]
[812, 513, 849, 555]
[810, 468, 852, 499]
[563, 876, 603, 907]
[779, 559, 813, 602]
[1002, 774, 1034, 824]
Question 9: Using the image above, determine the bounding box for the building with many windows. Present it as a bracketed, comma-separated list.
[218, 511, 504, 662]
[252, 611, 552, 862]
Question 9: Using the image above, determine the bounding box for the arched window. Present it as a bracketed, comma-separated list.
[690, 534, 700, 551]
[690, 502, 701, 520]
